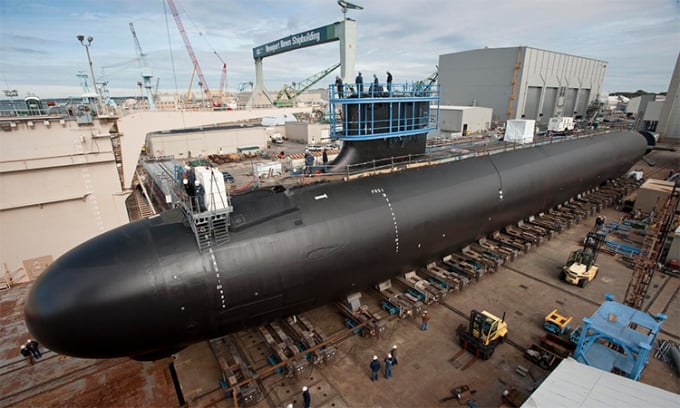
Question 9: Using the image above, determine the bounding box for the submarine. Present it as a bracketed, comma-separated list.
[24, 127, 648, 360]
[24, 83, 650, 360]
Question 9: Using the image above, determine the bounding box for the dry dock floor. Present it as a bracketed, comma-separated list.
[1, 148, 679, 408]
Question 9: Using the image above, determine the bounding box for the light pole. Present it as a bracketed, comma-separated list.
[3, 89, 18, 115]
[77, 35, 103, 114]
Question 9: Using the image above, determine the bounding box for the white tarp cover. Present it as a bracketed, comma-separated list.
[504, 119, 535, 143]
[521, 357, 679, 408]
[194, 166, 229, 211]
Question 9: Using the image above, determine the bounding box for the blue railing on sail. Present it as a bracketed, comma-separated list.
[328, 81, 439, 141]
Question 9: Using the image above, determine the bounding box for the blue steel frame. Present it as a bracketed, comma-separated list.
[573, 293, 666, 381]
[328, 82, 440, 141]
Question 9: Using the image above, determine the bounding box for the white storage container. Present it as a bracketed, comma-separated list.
[504, 119, 535, 144]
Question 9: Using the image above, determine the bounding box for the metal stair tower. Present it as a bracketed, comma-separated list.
[623, 185, 680, 309]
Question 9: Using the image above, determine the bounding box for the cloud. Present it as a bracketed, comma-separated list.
[0, 46, 49, 56]
[0, 0, 678, 98]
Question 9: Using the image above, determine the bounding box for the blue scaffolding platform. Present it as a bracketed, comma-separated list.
[328, 81, 439, 141]
[573, 294, 666, 381]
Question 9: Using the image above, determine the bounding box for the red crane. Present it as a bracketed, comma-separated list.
[219, 64, 227, 96]
[165, 0, 216, 105]
[215, 52, 227, 100]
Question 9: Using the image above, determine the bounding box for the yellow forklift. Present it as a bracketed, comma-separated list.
[560, 231, 606, 287]
[458, 310, 508, 359]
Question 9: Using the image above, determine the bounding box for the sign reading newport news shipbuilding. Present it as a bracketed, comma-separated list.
[252, 23, 339, 59]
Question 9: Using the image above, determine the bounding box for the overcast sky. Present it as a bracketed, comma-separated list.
[1, 0, 678, 99]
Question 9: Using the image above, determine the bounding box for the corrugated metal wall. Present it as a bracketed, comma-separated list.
[439, 47, 607, 126]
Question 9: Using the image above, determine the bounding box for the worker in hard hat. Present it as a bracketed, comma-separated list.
[194, 180, 206, 212]
[304, 150, 314, 177]
[390, 345, 398, 365]
[421, 310, 430, 331]
[369, 355, 381, 381]
[20, 345, 33, 366]
[384, 353, 394, 379]
[183, 177, 195, 201]
[302, 386, 311, 408]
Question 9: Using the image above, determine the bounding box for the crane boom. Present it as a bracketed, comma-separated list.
[129, 23, 146, 67]
[274, 63, 340, 107]
[219, 63, 227, 98]
[129, 22, 155, 110]
[165, 0, 214, 104]
[214, 52, 227, 99]
[186, 66, 196, 103]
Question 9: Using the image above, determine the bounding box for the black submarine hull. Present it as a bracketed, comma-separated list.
[24, 131, 648, 360]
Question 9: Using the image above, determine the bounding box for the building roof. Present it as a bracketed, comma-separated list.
[440, 46, 607, 64]
[521, 357, 679, 408]
[640, 178, 676, 193]
[439, 105, 492, 111]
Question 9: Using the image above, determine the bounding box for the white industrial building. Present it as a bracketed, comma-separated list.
[146, 124, 268, 159]
[438, 105, 492, 134]
[438, 47, 607, 126]
[285, 121, 331, 144]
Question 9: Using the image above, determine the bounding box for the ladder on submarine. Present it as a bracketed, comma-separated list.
[182, 170, 233, 253]
[189, 210, 231, 252]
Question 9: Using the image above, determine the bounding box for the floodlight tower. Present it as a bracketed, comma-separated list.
[337, 1, 362, 83]
[77, 35, 104, 114]
[3, 89, 18, 115]
[337, 0, 363, 20]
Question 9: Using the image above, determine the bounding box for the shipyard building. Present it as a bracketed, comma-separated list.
[657, 52, 680, 141]
[438, 46, 607, 126]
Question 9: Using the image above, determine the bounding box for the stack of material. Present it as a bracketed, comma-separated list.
[634, 179, 675, 214]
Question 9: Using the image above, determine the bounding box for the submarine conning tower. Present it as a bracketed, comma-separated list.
[328, 80, 439, 169]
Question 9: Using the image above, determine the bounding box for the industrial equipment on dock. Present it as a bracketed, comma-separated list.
[573, 294, 666, 380]
[458, 310, 508, 360]
[544, 309, 573, 335]
[560, 231, 606, 287]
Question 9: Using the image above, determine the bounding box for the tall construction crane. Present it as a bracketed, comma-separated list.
[129, 22, 155, 110]
[215, 52, 227, 101]
[165, 0, 216, 106]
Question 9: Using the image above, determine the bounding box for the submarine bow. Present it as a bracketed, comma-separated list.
[24, 131, 648, 360]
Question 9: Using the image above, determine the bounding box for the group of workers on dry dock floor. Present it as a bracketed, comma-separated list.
[20, 339, 42, 365]
[369, 345, 400, 381]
